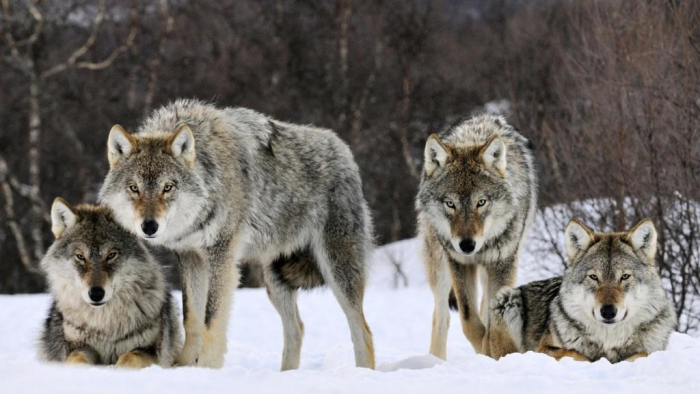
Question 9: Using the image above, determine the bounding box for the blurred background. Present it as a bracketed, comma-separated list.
[0, 0, 698, 331]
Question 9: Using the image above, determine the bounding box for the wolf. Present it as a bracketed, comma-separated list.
[416, 114, 537, 359]
[39, 199, 181, 368]
[490, 219, 677, 363]
[99, 99, 375, 370]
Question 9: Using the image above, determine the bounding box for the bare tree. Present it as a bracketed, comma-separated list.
[1, 0, 136, 273]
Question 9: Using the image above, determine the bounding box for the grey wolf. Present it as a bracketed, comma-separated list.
[99, 99, 375, 370]
[490, 219, 677, 362]
[39, 199, 181, 367]
[416, 114, 537, 359]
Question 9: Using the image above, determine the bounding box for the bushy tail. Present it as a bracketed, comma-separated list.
[490, 287, 524, 352]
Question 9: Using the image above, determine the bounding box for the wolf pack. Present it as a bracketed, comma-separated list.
[38, 99, 676, 370]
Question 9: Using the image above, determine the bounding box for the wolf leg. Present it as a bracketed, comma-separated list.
[448, 260, 486, 354]
[487, 320, 519, 360]
[314, 233, 375, 369]
[116, 349, 157, 369]
[197, 241, 239, 368]
[483, 259, 517, 356]
[66, 348, 99, 365]
[424, 243, 452, 360]
[264, 267, 305, 371]
[537, 333, 589, 361]
[177, 250, 210, 366]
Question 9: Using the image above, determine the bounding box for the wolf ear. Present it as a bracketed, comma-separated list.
[424, 134, 452, 177]
[107, 125, 137, 169]
[168, 125, 196, 167]
[480, 134, 507, 175]
[565, 219, 595, 262]
[627, 219, 657, 264]
[51, 198, 77, 239]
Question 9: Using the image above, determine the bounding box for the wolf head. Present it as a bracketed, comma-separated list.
[99, 124, 208, 243]
[418, 126, 514, 257]
[42, 199, 152, 308]
[562, 219, 662, 325]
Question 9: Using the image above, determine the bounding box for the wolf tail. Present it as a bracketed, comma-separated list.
[490, 286, 524, 350]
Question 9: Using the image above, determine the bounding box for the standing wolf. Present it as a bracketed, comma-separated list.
[416, 114, 537, 359]
[490, 219, 677, 362]
[39, 199, 181, 367]
[99, 99, 375, 370]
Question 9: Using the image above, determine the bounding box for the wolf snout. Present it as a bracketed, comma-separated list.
[88, 287, 106, 303]
[600, 304, 617, 322]
[141, 220, 159, 236]
[459, 239, 476, 254]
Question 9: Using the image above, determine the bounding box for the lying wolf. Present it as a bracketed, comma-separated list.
[39, 199, 181, 367]
[416, 115, 538, 359]
[99, 99, 375, 369]
[490, 219, 677, 362]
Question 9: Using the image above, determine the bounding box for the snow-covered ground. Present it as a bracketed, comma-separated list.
[1, 288, 699, 394]
[2, 200, 699, 393]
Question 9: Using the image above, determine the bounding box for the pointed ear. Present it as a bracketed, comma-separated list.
[565, 219, 595, 262]
[424, 134, 452, 177]
[51, 198, 77, 239]
[168, 125, 196, 167]
[480, 134, 507, 175]
[107, 125, 137, 169]
[627, 219, 657, 264]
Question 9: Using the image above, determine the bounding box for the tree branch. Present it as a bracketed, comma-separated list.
[41, 0, 137, 79]
[0, 155, 41, 275]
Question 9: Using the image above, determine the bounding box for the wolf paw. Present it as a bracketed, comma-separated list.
[177, 345, 201, 366]
[116, 351, 156, 369]
[65, 352, 92, 365]
[177, 333, 203, 366]
[625, 352, 649, 362]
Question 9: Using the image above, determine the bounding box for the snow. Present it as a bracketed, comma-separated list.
[2, 201, 699, 393]
[1, 287, 699, 393]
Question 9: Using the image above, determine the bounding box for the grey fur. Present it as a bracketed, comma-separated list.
[99, 99, 375, 369]
[416, 114, 538, 359]
[491, 221, 677, 363]
[39, 203, 181, 367]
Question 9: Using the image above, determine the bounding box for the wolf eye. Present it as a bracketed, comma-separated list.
[477, 199, 487, 207]
[106, 251, 118, 261]
[163, 184, 174, 193]
[589, 274, 598, 281]
[621, 274, 631, 281]
[75, 254, 85, 261]
[444, 200, 455, 209]
[129, 185, 139, 193]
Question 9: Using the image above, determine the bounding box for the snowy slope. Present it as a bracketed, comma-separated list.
[1, 288, 699, 394]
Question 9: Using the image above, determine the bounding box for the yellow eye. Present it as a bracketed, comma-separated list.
[444, 200, 455, 209]
[106, 251, 117, 261]
[589, 274, 598, 281]
[76, 254, 85, 261]
[477, 199, 487, 207]
[163, 184, 174, 193]
[129, 185, 139, 193]
[621, 274, 631, 281]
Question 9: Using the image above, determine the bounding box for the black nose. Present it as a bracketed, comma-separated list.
[459, 239, 476, 254]
[88, 287, 105, 302]
[141, 220, 159, 236]
[600, 304, 617, 320]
